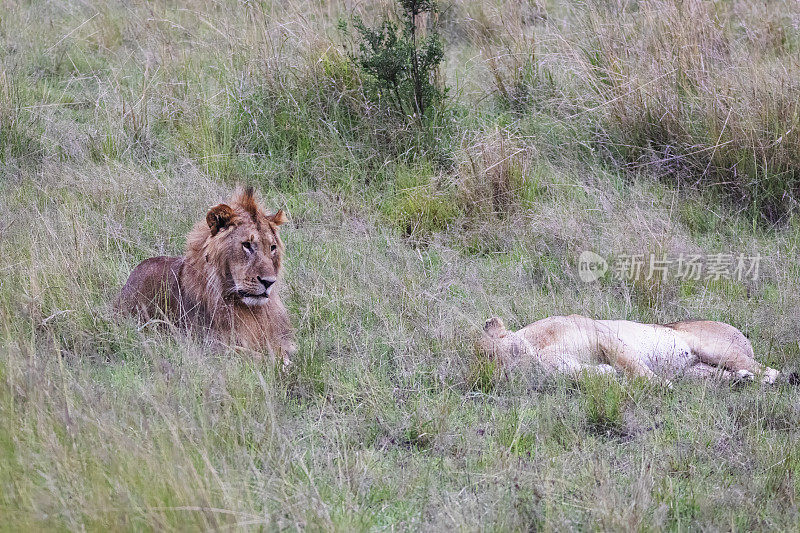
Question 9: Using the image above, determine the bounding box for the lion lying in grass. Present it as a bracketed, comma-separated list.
[117, 187, 296, 364]
[477, 315, 781, 387]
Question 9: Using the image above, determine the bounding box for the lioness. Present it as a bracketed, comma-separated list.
[478, 315, 780, 386]
[117, 186, 296, 363]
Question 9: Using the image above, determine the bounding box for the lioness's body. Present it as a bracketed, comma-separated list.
[117, 187, 295, 362]
[480, 315, 779, 385]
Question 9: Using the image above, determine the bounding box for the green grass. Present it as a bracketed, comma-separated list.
[381, 162, 461, 237]
[1, 0, 800, 530]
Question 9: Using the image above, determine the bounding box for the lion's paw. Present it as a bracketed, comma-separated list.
[762, 367, 780, 385]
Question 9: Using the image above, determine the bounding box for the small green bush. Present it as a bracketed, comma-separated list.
[344, 0, 446, 120]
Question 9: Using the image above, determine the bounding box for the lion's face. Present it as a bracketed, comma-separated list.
[202, 187, 288, 308]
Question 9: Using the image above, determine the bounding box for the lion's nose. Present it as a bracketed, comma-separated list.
[257, 276, 276, 291]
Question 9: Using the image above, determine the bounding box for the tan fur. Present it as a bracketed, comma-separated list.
[117, 187, 296, 363]
[477, 315, 780, 386]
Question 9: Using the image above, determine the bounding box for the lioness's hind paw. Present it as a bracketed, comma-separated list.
[734, 369, 755, 382]
[762, 368, 780, 385]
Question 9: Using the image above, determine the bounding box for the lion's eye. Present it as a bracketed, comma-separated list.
[270, 244, 277, 252]
[242, 241, 253, 254]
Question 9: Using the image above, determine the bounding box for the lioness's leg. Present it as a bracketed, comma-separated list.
[596, 333, 673, 387]
[696, 346, 762, 376]
[612, 351, 662, 382]
[691, 338, 782, 383]
[552, 359, 616, 378]
[683, 362, 734, 382]
[670, 321, 777, 381]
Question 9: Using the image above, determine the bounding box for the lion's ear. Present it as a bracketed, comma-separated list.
[271, 209, 288, 226]
[206, 204, 236, 236]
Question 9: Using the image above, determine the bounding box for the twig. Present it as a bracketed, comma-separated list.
[41, 309, 74, 326]
[46, 13, 100, 53]
[703, 106, 733, 176]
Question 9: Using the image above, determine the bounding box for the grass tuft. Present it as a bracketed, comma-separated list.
[578, 373, 627, 436]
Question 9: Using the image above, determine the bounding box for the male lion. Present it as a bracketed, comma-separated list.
[477, 315, 781, 387]
[117, 186, 296, 364]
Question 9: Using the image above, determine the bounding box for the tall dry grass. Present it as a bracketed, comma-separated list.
[454, 0, 800, 220]
[1, 0, 800, 530]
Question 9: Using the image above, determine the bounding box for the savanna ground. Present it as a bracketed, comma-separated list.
[2, 0, 800, 530]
